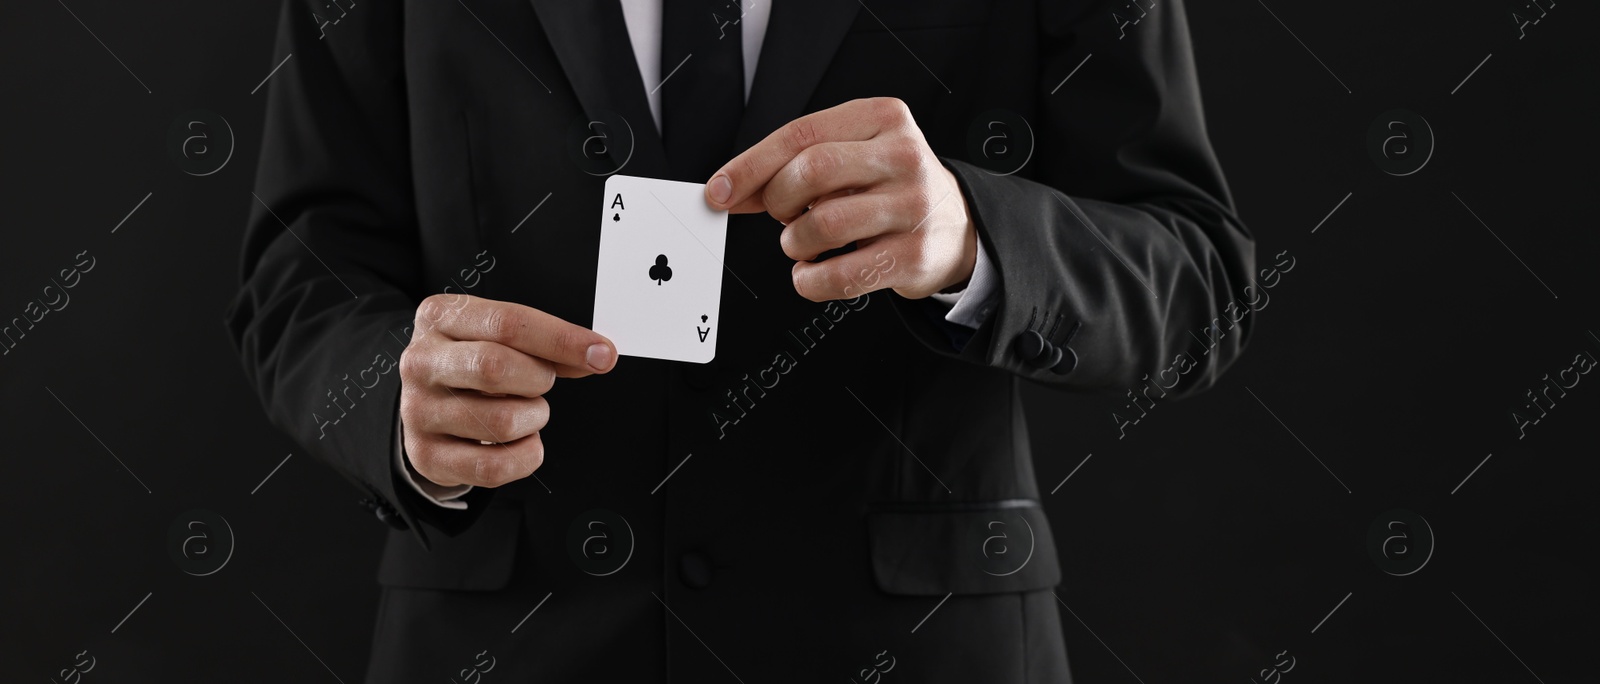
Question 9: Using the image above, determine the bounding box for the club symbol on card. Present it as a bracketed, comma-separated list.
[649, 254, 672, 285]
[613, 213, 620, 222]
[698, 314, 710, 343]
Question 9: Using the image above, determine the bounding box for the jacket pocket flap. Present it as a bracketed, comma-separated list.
[868, 500, 1060, 596]
[377, 506, 521, 591]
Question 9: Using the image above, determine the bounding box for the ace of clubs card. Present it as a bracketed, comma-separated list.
[591, 174, 729, 364]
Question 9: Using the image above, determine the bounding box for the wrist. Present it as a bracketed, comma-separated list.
[936, 168, 979, 294]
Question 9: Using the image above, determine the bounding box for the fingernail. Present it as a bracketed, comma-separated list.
[586, 343, 615, 371]
[709, 174, 733, 205]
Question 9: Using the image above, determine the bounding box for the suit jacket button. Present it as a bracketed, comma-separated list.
[679, 551, 713, 589]
[1013, 329, 1047, 362]
[1051, 346, 1079, 375]
[1034, 344, 1063, 369]
[373, 501, 409, 531]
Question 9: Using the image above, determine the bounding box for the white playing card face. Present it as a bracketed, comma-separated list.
[592, 175, 728, 364]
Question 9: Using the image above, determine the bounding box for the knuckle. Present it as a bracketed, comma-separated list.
[786, 119, 820, 152]
[425, 293, 471, 325]
[548, 325, 584, 362]
[810, 205, 844, 243]
[401, 424, 433, 458]
[779, 227, 805, 261]
[473, 455, 508, 487]
[830, 260, 859, 296]
[469, 346, 506, 387]
[414, 297, 440, 327]
[794, 147, 834, 189]
[398, 346, 428, 382]
[530, 363, 557, 395]
[792, 268, 825, 303]
[482, 403, 519, 437]
[406, 444, 436, 474]
[736, 154, 765, 186]
[482, 307, 515, 344]
[887, 136, 923, 169]
[872, 97, 910, 123]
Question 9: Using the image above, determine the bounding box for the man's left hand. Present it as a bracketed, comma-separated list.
[704, 97, 978, 301]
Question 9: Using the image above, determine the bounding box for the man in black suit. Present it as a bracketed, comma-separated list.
[227, 0, 1253, 681]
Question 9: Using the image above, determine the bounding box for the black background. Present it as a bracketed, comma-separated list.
[2, 1, 1595, 682]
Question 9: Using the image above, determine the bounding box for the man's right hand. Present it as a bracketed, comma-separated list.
[398, 294, 617, 488]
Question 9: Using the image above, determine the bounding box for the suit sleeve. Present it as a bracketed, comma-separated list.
[224, 0, 489, 548]
[898, 0, 1256, 399]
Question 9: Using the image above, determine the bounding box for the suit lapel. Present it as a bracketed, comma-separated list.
[528, 0, 669, 177]
[734, 0, 862, 151]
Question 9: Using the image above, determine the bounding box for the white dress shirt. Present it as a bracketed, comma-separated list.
[400, 0, 999, 508]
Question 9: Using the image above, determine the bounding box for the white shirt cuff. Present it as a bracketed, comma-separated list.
[926, 238, 999, 330]
[395, 416, 471, 510]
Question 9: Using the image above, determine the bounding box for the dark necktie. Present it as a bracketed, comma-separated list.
[660, 0, 745, 182]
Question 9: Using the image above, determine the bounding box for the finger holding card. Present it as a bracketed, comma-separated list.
[756, 141, 891, 224]
[703, 97, 978, 302]
[778, 192, 903, 262]
[399, 294, 618, 489]
[704, 98, 895, 215]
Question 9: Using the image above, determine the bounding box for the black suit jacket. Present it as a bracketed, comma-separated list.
[226, 0, 1253, 681]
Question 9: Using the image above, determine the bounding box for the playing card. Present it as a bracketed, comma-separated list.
[592, 174, 728, 364]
